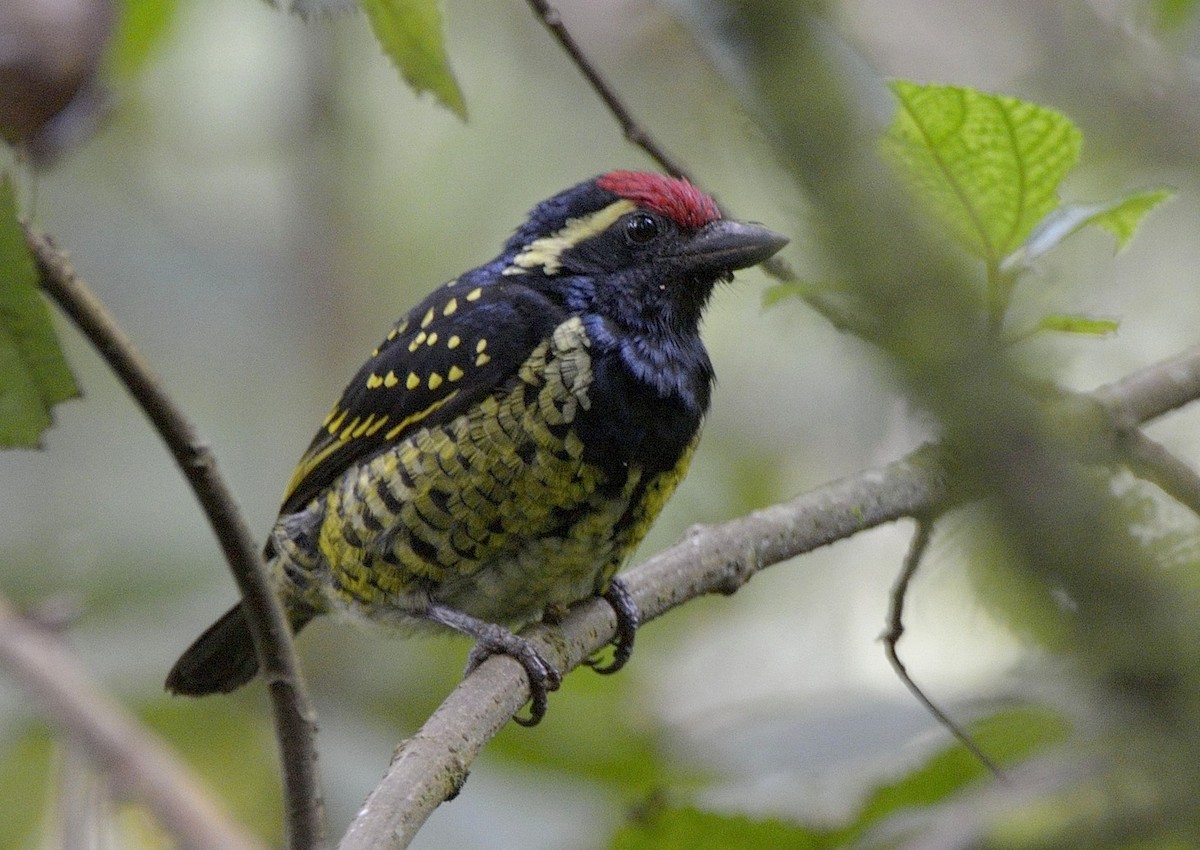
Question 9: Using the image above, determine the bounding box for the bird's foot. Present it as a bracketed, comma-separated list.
[584, 578, 638, 675]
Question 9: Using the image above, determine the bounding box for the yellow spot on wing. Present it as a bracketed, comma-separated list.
[384, 370, 399, 388]
[476, 338, 487, 353]
[340, 416, 361, 440]
[366, 373, 383, 389]
[366, 415, 388, 435]
[448, 365, 464, 381]
[476, 352, 490, 367]
[448, 335, 461, 349]
[444, 298, 458, 316]
[466, 287, 482, 301]
[352, 414, 374, 438]
[406, 372, 420, 390]
[427, 332, 438, 346]
[428, 372, 443, 390]
[327, 409, 348, 434]
[421, 308, 435, 328]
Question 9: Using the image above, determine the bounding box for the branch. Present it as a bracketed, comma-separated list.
[338, 444, 947, 850]
[0, 594, 264, 850]
[338, 345, 1200, 849]
[882, 517, 1002, 776]
[23, 226, 325, 850]
[524, 0, 692, 180]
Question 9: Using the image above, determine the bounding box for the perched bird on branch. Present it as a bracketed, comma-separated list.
[166, 171, 787, 724]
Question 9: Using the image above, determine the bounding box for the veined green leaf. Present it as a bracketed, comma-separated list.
[0, 177, 80, 448]
[881, 82, 1081, 264]
[361, 0, 466, 119]
[1008, 188, 1172, 269]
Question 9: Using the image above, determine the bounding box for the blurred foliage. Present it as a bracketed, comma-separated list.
[0, 723, 53, 850]
[612, 707, 1069, 849]
[105, 0, 179, 80]
[0, 178, 80, 447]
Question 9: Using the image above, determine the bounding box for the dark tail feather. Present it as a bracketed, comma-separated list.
[165, 603, 314, 696]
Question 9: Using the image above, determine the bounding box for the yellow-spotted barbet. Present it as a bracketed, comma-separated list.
[166, 172, 787, 724]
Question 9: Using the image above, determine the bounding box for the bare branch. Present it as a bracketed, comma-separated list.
[524, 0, 691, 179]
[338, 444, 948, 849]
[338, 342, 1200, 849]
[23, 226, 325, 850]
[0, 594, 264, 850]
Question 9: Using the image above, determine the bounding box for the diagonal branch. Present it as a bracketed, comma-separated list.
[0, 593, 265, 850]
[525, 0, 692, 180]
[23, 226, 325, 850]
[337, 345, 1200, 850]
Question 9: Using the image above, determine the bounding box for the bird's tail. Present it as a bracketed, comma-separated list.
[165, 602, 313, 696]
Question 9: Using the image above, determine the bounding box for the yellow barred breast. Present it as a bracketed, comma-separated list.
[298, 317, 697, 630]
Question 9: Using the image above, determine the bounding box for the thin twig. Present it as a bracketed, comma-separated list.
[882, 518, 1003, 776]
[525, 0, 692, 180]
[0, 594, 265, 850]
[23, 226, 325, 850]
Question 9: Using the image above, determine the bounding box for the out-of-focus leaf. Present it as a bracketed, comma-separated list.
[610, 707, 1069, 850]
[1153, 0, 1199, 30]
[1035, 315, 1119, 337]
[361, 0, 467, 119]
[105, 0, 177, 79]
[1007, 189, 1172, 269]
[0, 726, 53, 850]
[845, 706, 1069, 842]
[0, 176, 80, 447]
[612, 806, 824, 850]
[762, 280, 829, 308]
[881, 82, 1081, 264]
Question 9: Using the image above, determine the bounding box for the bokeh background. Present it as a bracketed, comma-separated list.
[3, 0, 1200, 847]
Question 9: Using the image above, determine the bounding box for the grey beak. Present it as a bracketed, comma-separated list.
[677, 219, 789, 274]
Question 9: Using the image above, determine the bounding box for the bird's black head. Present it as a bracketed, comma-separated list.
[500, 171, 788, 335]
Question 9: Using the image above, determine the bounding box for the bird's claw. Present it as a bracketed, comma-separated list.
[584, 578, 639, 675]
[466, 632, 561, 727]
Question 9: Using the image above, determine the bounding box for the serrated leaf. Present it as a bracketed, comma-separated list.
[0, 177, 80, 447]
[1010, 189, 1172, 268]
[1036, 314, 1119, 336]
[1088, 188, 1171, 250]
[361, 0, 466, 119]
[881, 82, 1082, 264]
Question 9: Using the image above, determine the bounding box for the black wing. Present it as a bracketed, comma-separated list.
[278, 276, 565, 516]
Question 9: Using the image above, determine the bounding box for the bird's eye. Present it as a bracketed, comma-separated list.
[624, 213, 660, 245]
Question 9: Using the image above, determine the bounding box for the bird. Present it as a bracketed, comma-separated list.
[165, 171, 787, 724]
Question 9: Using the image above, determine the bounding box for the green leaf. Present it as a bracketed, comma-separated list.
[613, 807, 825, 850]
[881, 81, 1082, 264]
[105, 0, 178, 79]
[762, 280, 829, 308]
[843, 706, 1069, 842]
[1010, 189, 1172, 268]
[1035, 314, 1119, 337]
[0, 177, 80, 447]
[361, 0, 467, 119]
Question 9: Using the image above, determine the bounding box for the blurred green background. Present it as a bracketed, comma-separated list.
[4, 0, 1200, 847]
